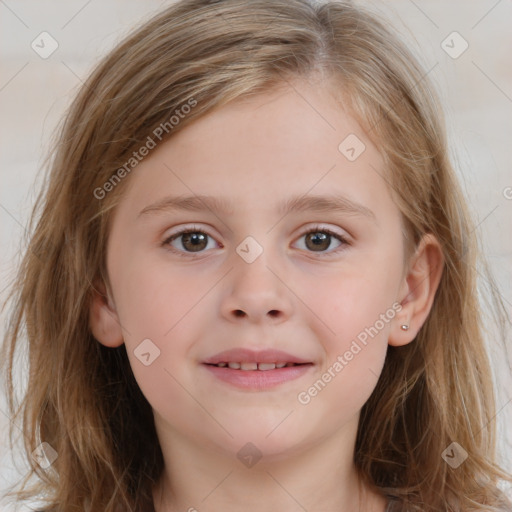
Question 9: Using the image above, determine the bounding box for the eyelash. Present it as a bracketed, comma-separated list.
[162, 224, 350, 258]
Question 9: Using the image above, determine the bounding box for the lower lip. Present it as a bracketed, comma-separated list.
[202, 363, 314, 390]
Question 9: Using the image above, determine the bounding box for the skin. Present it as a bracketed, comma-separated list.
[90, 76, 444, 511]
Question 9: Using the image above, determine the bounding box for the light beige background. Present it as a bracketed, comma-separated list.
[1, 0, 511, 509]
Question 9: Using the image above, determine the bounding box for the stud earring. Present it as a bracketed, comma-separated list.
[400, 324, 409, 331]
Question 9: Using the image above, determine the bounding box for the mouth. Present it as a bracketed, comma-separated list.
[202, 348, 314, 389]
[205, 361, 309, 370]
[203, 347, 312, 366]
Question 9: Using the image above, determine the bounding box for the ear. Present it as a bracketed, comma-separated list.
[389, 233, 444, 347]
[89, 277, 124, 348]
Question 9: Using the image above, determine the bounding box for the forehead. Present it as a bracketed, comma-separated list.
[113, 80, 395, 223]
[166, 81, 370, 172]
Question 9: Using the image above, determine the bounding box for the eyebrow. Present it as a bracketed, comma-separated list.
[138, 193, 376, 220]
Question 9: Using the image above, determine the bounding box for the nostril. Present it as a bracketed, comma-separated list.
[268, 310, 280, 317]
[234, 310, 245, 317]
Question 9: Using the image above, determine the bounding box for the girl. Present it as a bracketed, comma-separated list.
[1, 0, 511, 511]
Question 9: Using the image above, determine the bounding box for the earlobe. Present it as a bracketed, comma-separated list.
[389, 233, 444, 347]
[89, 278, 124, 348]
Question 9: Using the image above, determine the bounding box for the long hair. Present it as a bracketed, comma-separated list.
[1, 1, 511, 510]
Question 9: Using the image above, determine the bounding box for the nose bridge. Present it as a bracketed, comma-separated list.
[221, 233, 292, 322]
[233, 233, 279, 293]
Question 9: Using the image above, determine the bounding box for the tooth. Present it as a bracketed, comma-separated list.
[240, 362, 258, 371]
[217, 362, 227, 367]
[275, 362, 287, 368]
[258, 363, 276, 371]
[228, 362, 241, 369]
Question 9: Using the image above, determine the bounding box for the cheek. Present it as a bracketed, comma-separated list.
[295, 273, 397, 427]
[117, 277, 202, 430]
[110, 259, 206, 394]
[304, 259, 401, 385]
[312, 261, 400, 338]
[113, 257, 211, 341]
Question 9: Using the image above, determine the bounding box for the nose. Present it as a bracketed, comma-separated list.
[220, 245, 293, 324]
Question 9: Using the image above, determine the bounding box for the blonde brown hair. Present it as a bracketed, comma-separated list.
[1, 0, 511, 511]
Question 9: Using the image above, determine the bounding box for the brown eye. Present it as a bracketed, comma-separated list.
[304, 231, 331, 251]
[295, 227, 349, 256]
[179, 232, 208, 252]
[164, 228, 218, 255]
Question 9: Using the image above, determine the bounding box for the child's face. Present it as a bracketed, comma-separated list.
[98, 79, 413, 460]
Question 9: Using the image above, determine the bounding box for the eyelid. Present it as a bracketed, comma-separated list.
[297, 223, 349, 239]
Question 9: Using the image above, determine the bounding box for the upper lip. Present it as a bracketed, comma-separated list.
[203, 348, 312, 365]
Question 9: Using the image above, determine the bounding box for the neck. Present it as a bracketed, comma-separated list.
[152, 421, 387, 512]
